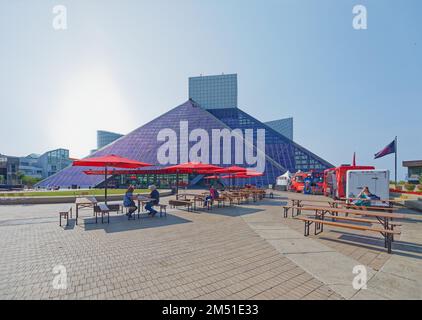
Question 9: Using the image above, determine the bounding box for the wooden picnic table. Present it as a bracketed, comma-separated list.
[340, 202, 399, 212]
[290, 198, 399, 215]
[340, 197, 402, 206]
[290, 198, 339, 216]
[136, 195, 167, 217]
[94, 203, 110, 224]
[177, 193, 202, 200]
[137, 195, 152, 213]
[293, 205, 404, 232]
[75, 196, 97, 225]
[176, 193, 208, 210]
[221, 192, 242, 205]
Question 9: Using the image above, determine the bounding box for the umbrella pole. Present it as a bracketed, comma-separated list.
[105, 166, 108, 205]
[176, 170, 179, 197]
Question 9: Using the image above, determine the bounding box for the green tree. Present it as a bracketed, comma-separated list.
[18, 172, 42, 187]
[17, 171, 25, 183]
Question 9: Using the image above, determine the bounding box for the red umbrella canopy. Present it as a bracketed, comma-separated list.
[204, 175, 220, 180]
[165, 162, 223, 174]
[213, 166, 248, 174]
[73, 154, 152, 169]
[234, 171, 264, 178]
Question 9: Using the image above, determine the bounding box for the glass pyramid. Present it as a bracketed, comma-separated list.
[37, 100, 332, 188]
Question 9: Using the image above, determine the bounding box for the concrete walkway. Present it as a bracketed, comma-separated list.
[0, 190, 421, 300]
[244, 192, 422, 300]
[241, 206, 376, 299]
[353, 210, 422, 299]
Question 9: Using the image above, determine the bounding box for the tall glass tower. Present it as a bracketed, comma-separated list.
[97, 130, 123, 149]
[189, 74, 237, 109]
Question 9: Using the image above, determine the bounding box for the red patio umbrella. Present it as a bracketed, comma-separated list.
[212, 166, 254, 188]
[74, 154, 152, 203]
[220, 170, 263, 187]
[234, 172, 264, 178]
[164, 162, 223, 194]
[212, 166, 248, 174]
[204, 175, 220, 180]
[165, 162, 222, 173]
[234, 170, 264, 178]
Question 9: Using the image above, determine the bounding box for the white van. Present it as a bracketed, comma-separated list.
[346, 169, 390, 206]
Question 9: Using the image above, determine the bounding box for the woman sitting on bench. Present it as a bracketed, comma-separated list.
[123, 185, 137, 219]
[145, 185, 160, 216]
[354, 186, 380, 206]
[204, 186, 219, 207]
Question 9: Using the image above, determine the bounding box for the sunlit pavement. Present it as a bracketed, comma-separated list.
[0, 191, 420, 300]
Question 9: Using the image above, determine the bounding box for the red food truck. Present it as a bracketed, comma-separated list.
[289, 171, 308, 193]
[290, 170, 324, 194]
[323, 165, 375, 199]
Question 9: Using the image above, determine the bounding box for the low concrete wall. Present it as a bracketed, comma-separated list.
[404, 199, 422, 212]
[0, 190, 173, 205]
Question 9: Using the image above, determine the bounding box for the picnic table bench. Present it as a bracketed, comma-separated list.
[296, 216, 400, 253]
[136, 195, 167, 216]
[286, 205, 404, 253]
[75, 196, 98, 225]
[233, 191, 251, 203]
[294, 205, 404, 224]
[169, 199, 194, 212]
[178, 193, 220, 210]
[94, 203, 110, 224]
[285, 205, 404, 229]
[289, 198, 399, 216]
[221, 192, 242, 205]
[59, 207, 72, 227]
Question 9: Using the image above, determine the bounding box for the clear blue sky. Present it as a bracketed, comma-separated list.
[1, 0, 421, 179]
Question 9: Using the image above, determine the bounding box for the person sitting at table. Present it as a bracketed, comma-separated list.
[123, 185, 137, 219]
[354, 186, 380, 206]
[145, 185, 160, 216]
[204, 186, 219, 207]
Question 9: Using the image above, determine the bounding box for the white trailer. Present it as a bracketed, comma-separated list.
[275, 171, 291, 191]
[346, 169, 390, 205]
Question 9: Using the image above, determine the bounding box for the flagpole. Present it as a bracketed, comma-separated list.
[395, 136, 398, 186]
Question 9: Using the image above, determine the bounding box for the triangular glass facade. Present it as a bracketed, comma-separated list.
[37, 100, 332, 188]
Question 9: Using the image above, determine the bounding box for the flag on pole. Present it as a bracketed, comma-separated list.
[352, 152, 356, 166]
[374, 140, 396, 159]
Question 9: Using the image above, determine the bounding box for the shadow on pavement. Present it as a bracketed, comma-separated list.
[81, 213, 192, 233]
[202, 206, 266, 217]
[319, 231, 422, 260]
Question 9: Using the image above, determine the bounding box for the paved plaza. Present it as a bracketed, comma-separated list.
[0, 191, 421, 300]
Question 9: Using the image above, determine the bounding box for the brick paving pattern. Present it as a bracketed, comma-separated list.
[0, 197, 342, 300]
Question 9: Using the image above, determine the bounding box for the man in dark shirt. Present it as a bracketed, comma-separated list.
[145, 185, 160, 216]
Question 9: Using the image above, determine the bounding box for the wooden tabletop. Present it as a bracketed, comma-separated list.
[179, 193, 204, 197]
[137, 195, 151, 201]
[75, 196, 97, 204]
[290, 198, 336, 203]
[340, 197, 402, 203]
[296, 205, 405, 219]
[290, 198, 398, 210]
